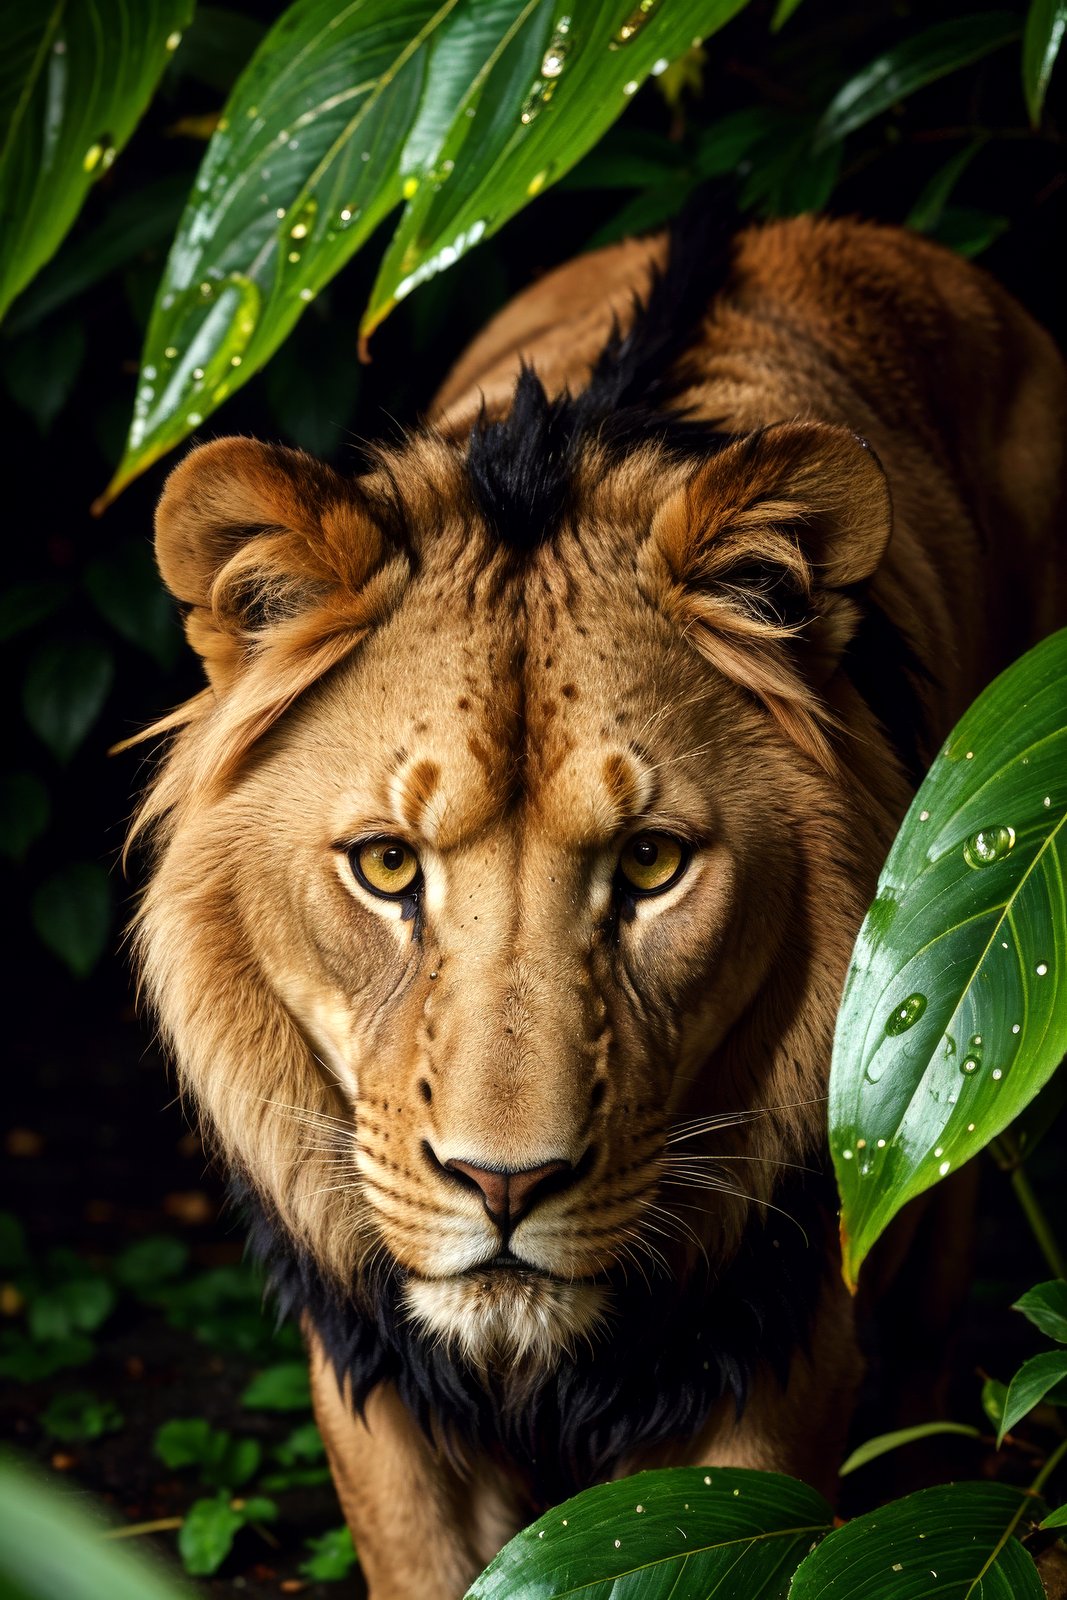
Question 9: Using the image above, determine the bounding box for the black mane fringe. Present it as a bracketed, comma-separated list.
[464, 197, 740, 553]
[240, 1171, 835, 1508]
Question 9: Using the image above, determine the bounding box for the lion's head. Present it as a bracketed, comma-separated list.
[136, 387, 903, 1374]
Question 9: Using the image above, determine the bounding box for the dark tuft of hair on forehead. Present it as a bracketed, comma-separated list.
[464, 198, 740, 553]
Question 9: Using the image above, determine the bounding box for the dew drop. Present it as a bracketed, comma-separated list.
[1036, 962, 1049, 976]
[402, 176, 419, 199]
[703, 1475, 711, 1485]
[612, 0, 662, 46]
[960, 1056, 979, 1075]
[841, 1148, 854, 1160]
[191, 366, 204, 381]
[520, 77, 557, 123]
[963, 824, 1015, 869]
[855, 1138, 867, 1150]
[992, 1068, 1003, 1081]
[939, 1160, 950, 1176]
[919, 809, 930, 821]
[1044, 796, 1052, 807]
[934, 1146, 943, 1157]
[541, 17, 571, 78]
[82, 143, 104, 173]
[1011, 1023, 1021, 1034]
[623, 79, 639, 94]
[967, 1122, 976, 1132]
[527, 169, 548, 196]
[299, 287, 315, 301]
[187, 411, 202, 425]
[652, 56, 669, 73]
[885, 992, 926, 1036]
[965, 750, 974, 759]
[164, 346, 178, 359]
[230, 355, 242, 367]
[165, 30, 182, 50]
[614, 1539, 621, 1548]
[876, 1138, 886, 1148]
[275, 207, 286, 220]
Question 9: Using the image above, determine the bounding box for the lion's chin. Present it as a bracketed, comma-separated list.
[402, 1268, 608, 1371]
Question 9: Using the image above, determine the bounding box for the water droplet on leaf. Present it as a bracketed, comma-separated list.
[1036, 962, 1049, 976]
[885, 993, 926, 1035]
[612, 0, 662, 45]
[963, 824, 1015, 869]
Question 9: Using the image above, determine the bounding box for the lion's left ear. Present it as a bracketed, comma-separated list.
[651, 420, 892, 683]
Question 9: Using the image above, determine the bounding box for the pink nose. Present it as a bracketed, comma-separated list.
[444, 1158, 572, 1227]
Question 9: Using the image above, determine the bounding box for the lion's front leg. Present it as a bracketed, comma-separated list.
[307, 1329, 520, 1600]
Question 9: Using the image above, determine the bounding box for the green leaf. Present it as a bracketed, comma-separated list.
[271, 1422, 325, 1467]
[298, 1527, 358, 1583]
[241, 1361, 311, 1411]
[233, 1496, 277, 1524]
[114, 1236, 190, 1290]
[770, 0, 804, 30]
[982, 1377, 1009, 1430]
[789, 1482, 1044, 1598]
[0, 0, 195, 326]
[817, 13, 1021, 147]
[1, 319, 86, 433]
[31, 862, 112, 978]
[1023, 0, 1067, 123]
[906, 138, 986, 234]
[1043, 1503, 1067, 1528]
[177, 1495, 244, 1578]
[27, 1273, 115, 1341]
[1014, 1280, 1067, 1343]
[22, 639, 114, 762]
[4, 176, 189, 338]
[84, 542, 180, 668]
[0, 581, 68, 642]
[0, 774, 51, 862]
[467, 1467, 833, 1599]
[830, 629, 1067, 1289]
[41, 1390, 123, 1442]
[105, 0, 751, 500]
[929, 205, 1010, 259]
[0, 1214, 29, 1272]
[998, 1349, 1067, 1445]
[0, 1454, 198, 1600]
[262, 311, 361, 459]
[0, 1330, 95, 1381]
[167, 6, 266, 93]
[839, 1421, 981, 1476]
[154, 1418, 214, 1469]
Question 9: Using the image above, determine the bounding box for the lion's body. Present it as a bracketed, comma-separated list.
[138, 216, 1067, 1598]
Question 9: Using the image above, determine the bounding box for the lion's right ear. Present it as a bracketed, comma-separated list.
[155, 437, 386, 690]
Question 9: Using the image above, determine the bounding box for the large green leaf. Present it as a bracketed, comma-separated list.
[1014, 1279, 1067, 1343]
[816, 13, 1020, 147]
[997, 1349, 1067, 1445]
[1023, 0, 1067, 123]
[788, 1482, 1045, 1598]
[101, 0, 750, 504]
[830, 629, 1067, 1290]
[466, 1467, 832, 1599]
[0, 0, 194, 326]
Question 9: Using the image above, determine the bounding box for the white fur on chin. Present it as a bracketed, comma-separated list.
[403, 1271, 608, 1370]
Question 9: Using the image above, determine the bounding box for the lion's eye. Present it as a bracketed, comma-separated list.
[351, 839, 421, 898]
[617, 833, 688, 895]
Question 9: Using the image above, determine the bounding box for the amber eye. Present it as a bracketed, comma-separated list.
[617, 833, 688, 895]
[351, 839, 421, 898]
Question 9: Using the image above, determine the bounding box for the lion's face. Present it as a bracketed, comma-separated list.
[138, 422, 897, 1370]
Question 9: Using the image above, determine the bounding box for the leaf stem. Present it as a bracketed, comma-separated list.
[1003, 1151, 1067, 1281]
[1031, 1433, 1067, 1498]
[103, 1517, 184, 1539]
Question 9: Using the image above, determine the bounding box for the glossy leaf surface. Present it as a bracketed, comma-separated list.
[817, 13, 1020, 146]
[789, 1482, 1044, 1598]
[466, 1467, 832, 1599]
[0, 0, 194, 325]
[831, 629, 1067, 1289]
[839, 1421, 980, 1477]
[1014, 1279, 1067, 1343]
[998, 1349, 1067, 1445]
[1023, 0, 1067, 123]
[105, 0, 748, 502]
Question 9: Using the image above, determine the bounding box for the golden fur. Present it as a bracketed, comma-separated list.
[135, 216, 1067, 1597]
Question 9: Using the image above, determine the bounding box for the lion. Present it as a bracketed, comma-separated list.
[133, 214, 1067, 1598]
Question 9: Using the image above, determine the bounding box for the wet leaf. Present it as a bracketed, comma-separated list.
[0, 580, 68, 641]
[789, 1482, 1044, 1598]
[154, 1418, 215, 1469]
[817, 13, 1021, 146]
[1043, 1503, 1067, 1528]
[0, 773, 51, 862]
[906, 137, 986, 234]
[982, 1376, 1009, 1430]
[105, 0, 750, 501]
[22, 639, 114, 762]
[0, 0, 194, 325]
[1014, 1280, 1067, 1343]
[1023, 0, 1067, 124]
[241, 1361, 311, 1411]
[466, 1467, 833, 1598]
[27, 1270, 115, 1339]
[177, 1495, 244, 1577]
[155, 1420, 262, 1488]
[998, 1349, 1067, 1445]
[839, 1421, 981, 1476]
[168, 6, 266, 94]
[299, 1526, 359, 1583]
[831, 629, 1067, 1289]
[30, 862, 113, 978]
[41, 1390, 124, 1442]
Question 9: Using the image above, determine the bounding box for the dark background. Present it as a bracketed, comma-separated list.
[1, 0, 1064, 1591]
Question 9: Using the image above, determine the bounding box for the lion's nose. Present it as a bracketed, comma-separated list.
[442, 1156, 573, 1227]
